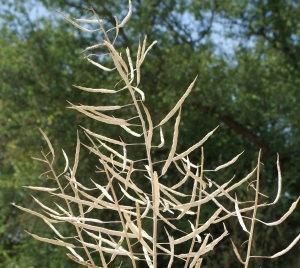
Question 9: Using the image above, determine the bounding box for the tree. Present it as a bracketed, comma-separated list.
[1, 0, 299, 267]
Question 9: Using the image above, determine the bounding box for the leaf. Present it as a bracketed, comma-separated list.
[143, 246, 153, 268]
[123, 212, 153, 254]
[118, 0, 132, 28]
[218, 167, 257, 197]
[141, 102, 153, 149]
[22, 186, 58, 192]
[159, 76, 197, 126]
[125, 162, 134, 190]
[91, 180, 114, 203]
[103, 40, 129, 74]
[173, 126, 218, 161]
[43, 218, 65, 239]
[231, 239, 245, 264]
[120, 125, 143, 137]
[25, 231, 75, 248]
[141, 195, 151, 218]
[73, 84, 118, 93]
[82, 127, 124, 145]
[256, 197, 299, 226]
[66, 247, 84, 262]
[69, 104, 122, 111]
[188, 220, 201, 243]
[75, 18, 103, 24]
[136, 40, 141, 86]
[270, 154, 282, 205]
[98, 140, 133, 164]
[73, 106, 129, 126]
[126, 47, 134, 82]
[13, 204, 59, 223]
[119, 184, 146, 205]
[56, 11, 98, 33]
[200, 224, 229, 254]
[174, 208, 222, 244]
[157, 127, 165, 148]
[141, 40, 158, 64]
[235, 194, 250, 234]
[269, 234, 300, 258]
[208, 151, 244, 172]
[252, 233, 300, 259]
[62, 149, 69, 173]
[164, 228, 174, 268]
[31, 196, 60, 215]
[133, 86, 145, 102]
[38, 128, 54, 164]
[161, 108, 181, 176]
[182, 161, 206, 189]
[67, 254, 101, 268]
[87, 58, 116, 72]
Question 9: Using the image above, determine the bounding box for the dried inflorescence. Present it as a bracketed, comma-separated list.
[15, 1, 299, 267]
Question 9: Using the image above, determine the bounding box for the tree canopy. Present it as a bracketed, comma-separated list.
[1, 0, 299, 267]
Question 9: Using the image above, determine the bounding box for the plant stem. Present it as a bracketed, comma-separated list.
[107, 39, 158, 266]
[244, 149, 261, 268]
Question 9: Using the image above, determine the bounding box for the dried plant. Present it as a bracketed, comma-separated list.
[15, 1, 299, 267]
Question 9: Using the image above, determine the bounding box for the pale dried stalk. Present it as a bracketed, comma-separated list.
[73, 84, 119, 93]
[161, 108, 181, 175]
[158, 76, 197, 126]
[184, 147, 205, 268]
[18, 2, 300, 268]
[231, 239, 245, 265]
[235, 194, 250, 234]
[252, 233, 300, 259]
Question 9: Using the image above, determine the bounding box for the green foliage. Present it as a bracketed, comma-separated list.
[1, 0, 300, 267]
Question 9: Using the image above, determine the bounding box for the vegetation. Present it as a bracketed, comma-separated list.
[1, 0, 300, 267]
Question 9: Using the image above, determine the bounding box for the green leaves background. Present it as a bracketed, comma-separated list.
[1, 0, 299, 267]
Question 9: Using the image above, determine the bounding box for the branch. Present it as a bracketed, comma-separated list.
[194, 102, 270, 156]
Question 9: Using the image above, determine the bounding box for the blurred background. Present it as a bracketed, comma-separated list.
[0, 0, 299, 267]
